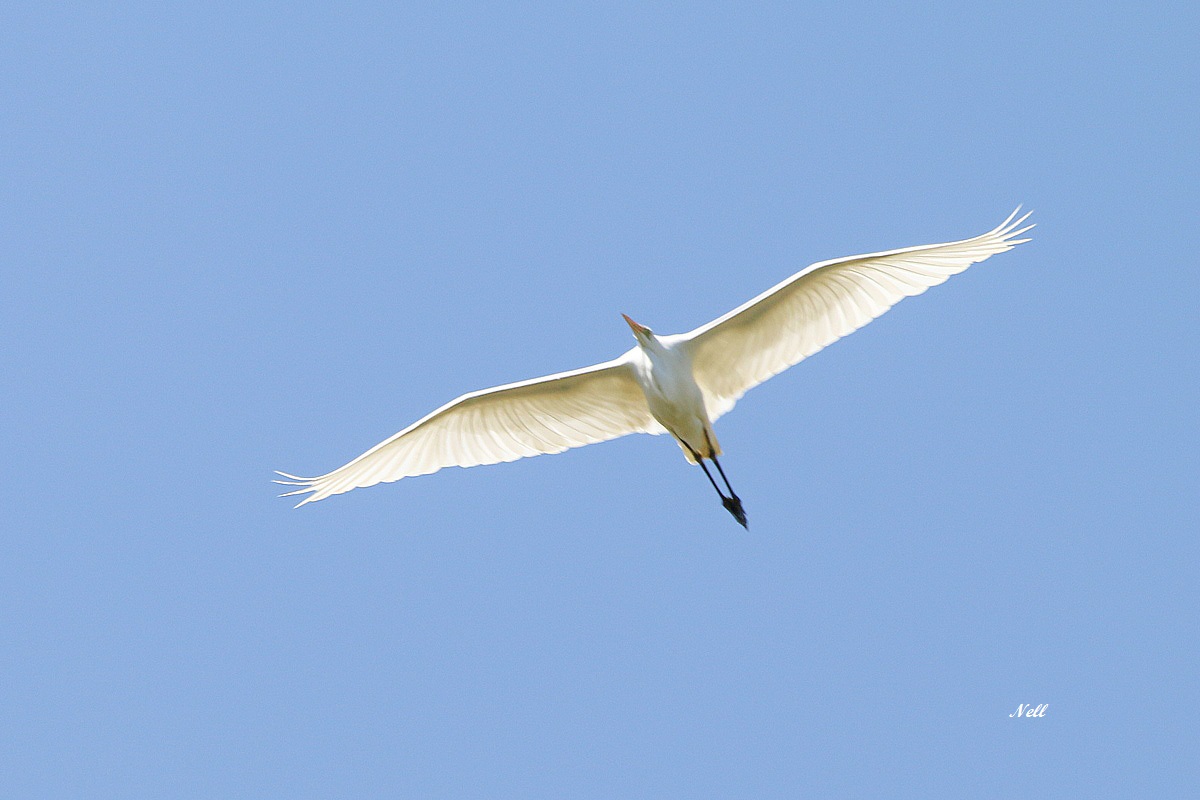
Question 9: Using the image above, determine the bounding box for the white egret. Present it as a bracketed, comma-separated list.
[277, 209, 1033, 527]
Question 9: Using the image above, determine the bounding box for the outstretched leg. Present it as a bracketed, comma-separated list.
[711, 456, 738, 500]
[704, 431, 747, 529]
[696, 458, 726, 498]
[711, 458, 747, 528]
[686, 444, 748, 529]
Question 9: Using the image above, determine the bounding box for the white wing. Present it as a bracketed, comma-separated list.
[276, 355, 660, 506]
[683, 209, 1034, 419]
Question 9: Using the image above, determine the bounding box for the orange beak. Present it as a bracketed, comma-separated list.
[622, 313, 650, 336]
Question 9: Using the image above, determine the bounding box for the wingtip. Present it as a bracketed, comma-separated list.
[274, 469, 320, 506]
[994, 207, 1034, 244]
[276, 486, 318, 507]
[276, 470, 318, 506]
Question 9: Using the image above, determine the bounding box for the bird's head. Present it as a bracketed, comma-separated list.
[622, 314, 655, 346]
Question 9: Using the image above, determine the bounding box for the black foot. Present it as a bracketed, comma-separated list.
[722, 495, 748, 529]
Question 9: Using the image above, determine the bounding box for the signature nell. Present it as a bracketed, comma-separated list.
[1010, 703, 1048, 718]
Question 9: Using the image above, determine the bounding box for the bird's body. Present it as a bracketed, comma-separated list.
[628, 328, 721, 463]
[278, 209, 1033, 526]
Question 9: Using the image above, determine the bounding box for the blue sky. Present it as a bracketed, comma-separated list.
[2, 2, 1196, 797]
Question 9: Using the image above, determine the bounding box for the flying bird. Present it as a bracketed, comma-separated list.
[277, 209, 1033, 527]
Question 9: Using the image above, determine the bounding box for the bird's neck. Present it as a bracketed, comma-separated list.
[639, 337, 665, 356]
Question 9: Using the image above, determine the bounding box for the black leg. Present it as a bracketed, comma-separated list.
[711, 456, 738, 500]
[711, 456, 747, 528]
[702, 432, 746, 528]
[688, 445, 726, 499]
[687, 444, 748, 530]
[697, 432, 746, 529]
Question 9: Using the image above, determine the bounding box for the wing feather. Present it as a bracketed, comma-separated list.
[277, 354, 658, 506]
[683, 209, 1033, 419]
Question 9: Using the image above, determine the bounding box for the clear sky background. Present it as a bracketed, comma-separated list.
[3, 2, 1196, 797]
